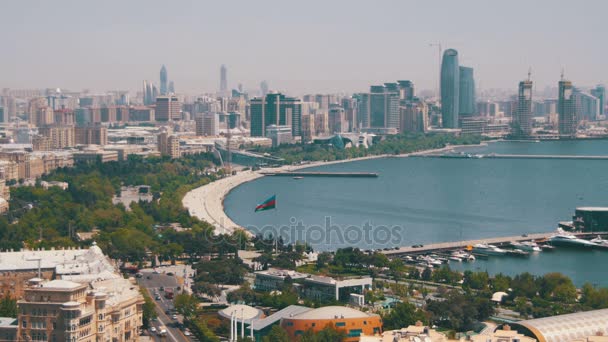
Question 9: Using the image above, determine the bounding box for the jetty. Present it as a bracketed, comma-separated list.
[260, 171, 379, 178]
[382, 231, 608, 257]
[414, 154, 608, 160]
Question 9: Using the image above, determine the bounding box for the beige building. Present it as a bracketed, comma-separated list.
[301, 114, 315, 142]
[315, 113, 328, 135]
[75, 126, 108, 146]
[0, 160, 19, 182]
[32, 135, 52, 151]
[361, 321, 447, 342]
[157, 129, 180, 158]
[155, 96, 181, 121]
[38, 126, 75, 149]
[0, 244, 144, 341]
[73, 148, 119, 164]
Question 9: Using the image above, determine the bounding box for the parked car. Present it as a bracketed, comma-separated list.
[150, 327, 157, 333]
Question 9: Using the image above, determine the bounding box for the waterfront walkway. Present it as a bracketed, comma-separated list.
[414, 154, 608, 160]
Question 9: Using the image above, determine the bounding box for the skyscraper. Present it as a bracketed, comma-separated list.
[155, 96, 181, 121]
[358, 84, 400, 130]
[160, 65, 168, 95]
[260, 80, 269, 96]
[458, 66, 475, 116]
[558, 78, 576, 136]
[591, 85, 605, 116]
[440, 49, 460, 128]
[220, 64, 228, 96]
[514, 77, 533, 137]
[168, 81, 175, 94]
[250, 93, 302, 137]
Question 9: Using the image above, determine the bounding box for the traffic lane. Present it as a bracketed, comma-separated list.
[139, 273, 179, 290]
[139, 284, 190, 342]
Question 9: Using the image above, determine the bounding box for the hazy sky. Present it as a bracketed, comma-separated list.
[1, 0, 606, 95]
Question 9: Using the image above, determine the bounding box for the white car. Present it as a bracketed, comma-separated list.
[149, 327, 157, 333]
[184, 330, 192, 336]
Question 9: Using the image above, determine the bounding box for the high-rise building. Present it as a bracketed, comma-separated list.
[341, 97, 358, 132]
[168, 81, 175, 94]
[160, 65, 168, 95]
[357, 84, 400, 130]
[220, 64, 228, 96]
[195, 113, 219, 136]
[591, 85, 605, 116]
[514, 78, 533, 137]
[39, 126, 76, 149]
[573, 89, 599, 121]
[301, 114, 315, 142]
[155, 96, 181, 121]
[458, 66, 476, 116]
[260, 80, 269, 96]
[75, 125, 108, 145]
[328, 105, 346, 133]
[250, 93, 302, 137]
[558, 79, 577, 136]
[399, 99, 428, 133]
[441, 49, 460, 128]
[157, 127, 180, 158]
[397, 80, 415, 101]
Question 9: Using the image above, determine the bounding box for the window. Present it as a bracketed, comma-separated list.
[335, 322, 346, 327]
[285, 322, 293, 327]
[295, 330, 304, 336]
[348, 329, 362, 337]
[21, 319, 27, 328]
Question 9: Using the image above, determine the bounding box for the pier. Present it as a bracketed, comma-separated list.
[260, 171, 379, 178]
[414, 154, 608, 160]
[382, 231, 608, 257]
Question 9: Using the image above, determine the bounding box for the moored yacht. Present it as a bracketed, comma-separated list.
[590, 235, 608, 248]
[473, 243, 507, 256]
[549, 229, 597, 248]
[511, 241, 542, 252]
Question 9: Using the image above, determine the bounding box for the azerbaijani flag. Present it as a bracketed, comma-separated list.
[255, 195, 276, 212]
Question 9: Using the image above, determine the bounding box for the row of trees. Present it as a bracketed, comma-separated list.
[251, 133, 483, 165]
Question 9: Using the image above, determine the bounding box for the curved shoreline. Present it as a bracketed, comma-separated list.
[182, 144, 481, 235]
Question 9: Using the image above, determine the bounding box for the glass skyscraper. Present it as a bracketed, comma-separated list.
[514, 79, 533, 137]
[160, 65, 168, 96]
[441, 49, 459, 128]
[250, 93, 302, 137]
[458, 66, 475, 116]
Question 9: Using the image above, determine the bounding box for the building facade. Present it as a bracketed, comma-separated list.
[558, 79, 577, 136]
[514, 79, 533, 137]
[441, 49, 460, 128]
[250, 93, 302, 138]
[458, 66, 475, 116]
[155, 96, 181, 121]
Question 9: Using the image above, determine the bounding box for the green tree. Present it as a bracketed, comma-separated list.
[175, 293, 200, 319]
[262, 325, 290, 342]
[382, 302, 427, 330]
[0, 294, 17, 317]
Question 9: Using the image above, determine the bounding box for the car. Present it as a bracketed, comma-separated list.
[146, 276, 151, 280]
[136, 273, 143, 278]
[150, 327, 157, 333]
[184, 330, 192, 336]
[152, 270, 160, 274]
[171, 314, 178, 320]
[412, 244, 424, 248]
[166, 272, 174, 276]
[159, 286, 164, 291]
[165, 309, 171, 314]
[155, 295, 161, 300]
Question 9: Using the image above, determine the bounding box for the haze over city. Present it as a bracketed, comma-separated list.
[1, 0, 606, 94]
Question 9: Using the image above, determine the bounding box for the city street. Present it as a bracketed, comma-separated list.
[138, 271, 195, 342]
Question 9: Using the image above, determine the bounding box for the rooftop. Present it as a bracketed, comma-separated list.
[290, 306, 377, 320]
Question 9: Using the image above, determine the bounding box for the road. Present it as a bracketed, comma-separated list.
[138, 271, 195, 342]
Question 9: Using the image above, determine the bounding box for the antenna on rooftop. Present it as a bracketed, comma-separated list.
[561, 68, 565, 81]
[527, 67, 532, 82]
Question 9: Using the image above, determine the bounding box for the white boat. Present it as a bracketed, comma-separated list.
[473, 243, 507, 256]
[549, 229, 598, 248]
[511, 241, 542, 252]
[590, 236, 608, 248]
[449, 256, 463, 262]
[467, 254, 476, 261]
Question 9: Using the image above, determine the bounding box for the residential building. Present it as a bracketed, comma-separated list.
[441, 49, 460, 128]
[157, 128, 180, 158]
[400, 99, 428, 133]
[250, 93, 302, 137]
[128, 106, 154, 122]
[75, 125, 108, 146]
[301, 114, 315, 142]
[73, 147, 119, 163]
[574, 89, 600, 121]
[558, 79, 577, 136]
[397, 80, 415, 101]
[195, 113, 219, 136]
[357, 84, 399, 130]
[38, 126, 75, 149]
[155, 96, 181, 121]
[315, 113, 328, 136]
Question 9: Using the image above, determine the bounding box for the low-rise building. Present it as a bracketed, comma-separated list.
[471, 325, 536, 342]
[73, 147, 119, 163]
[360, 321, 447, 342]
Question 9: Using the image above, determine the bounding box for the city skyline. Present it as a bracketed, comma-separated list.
[1, 0, 607, 95]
